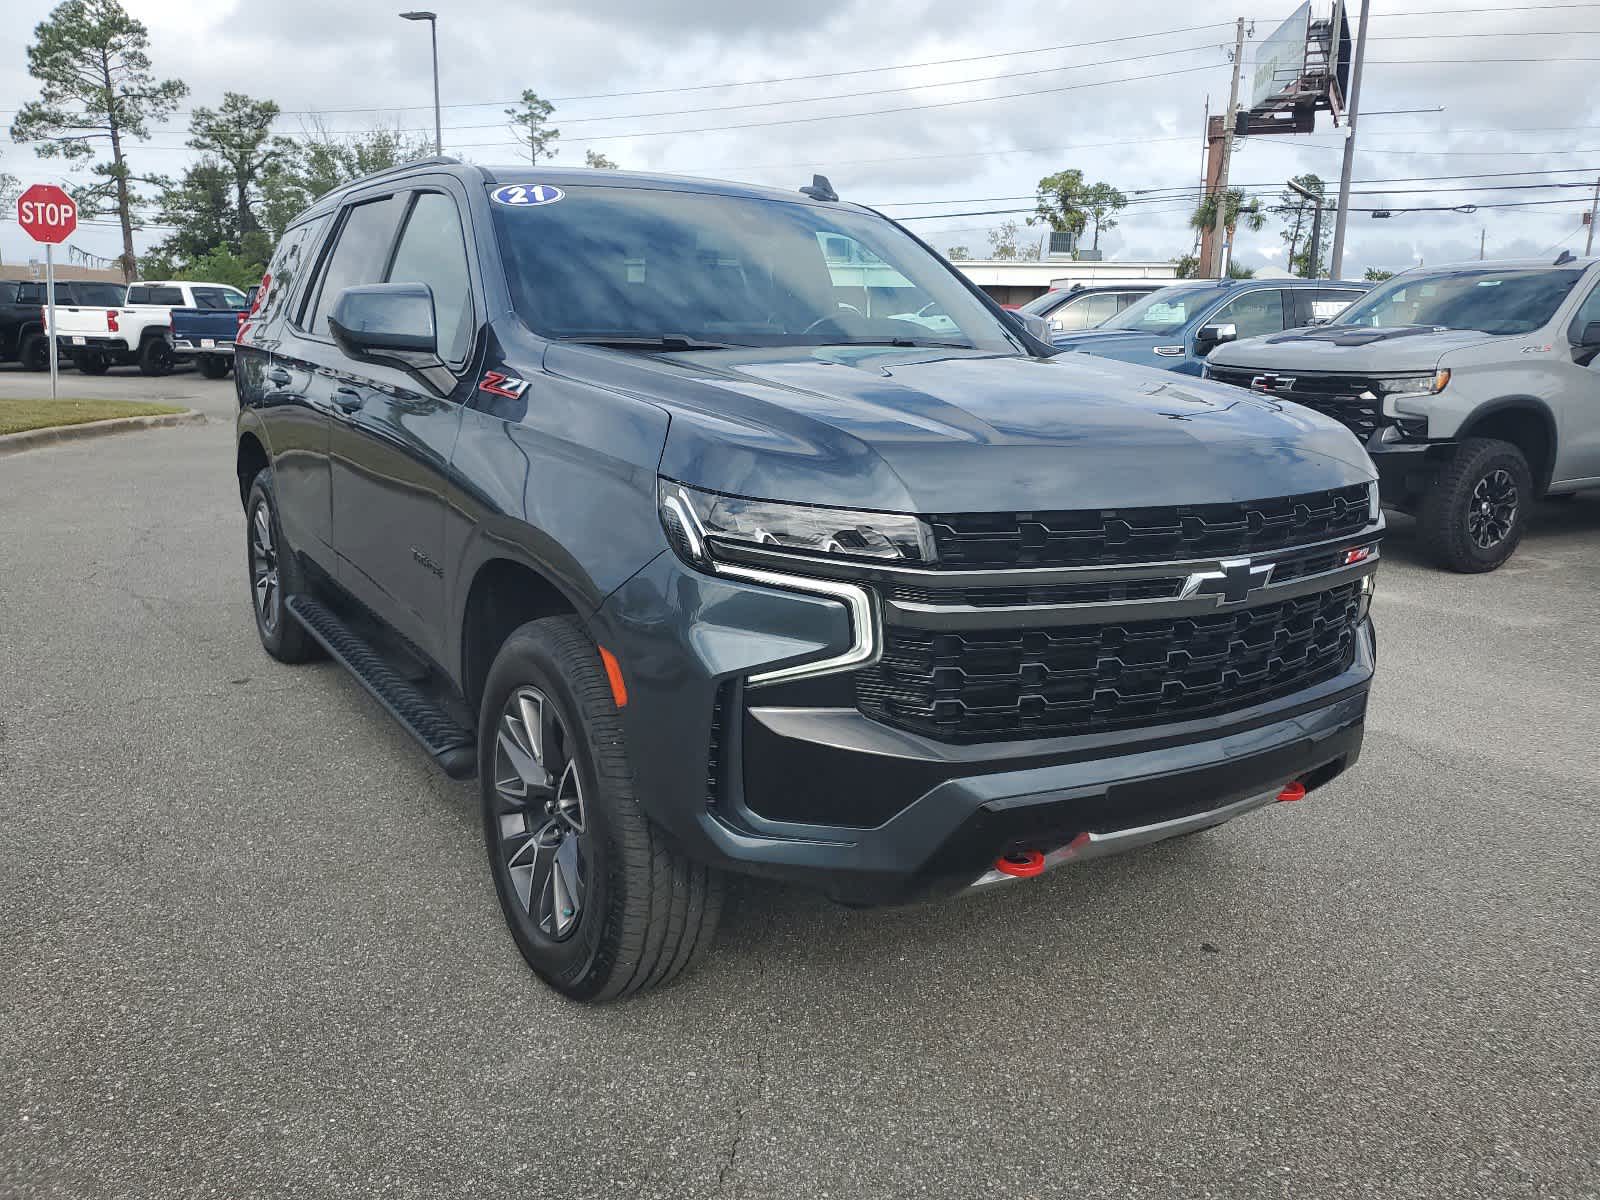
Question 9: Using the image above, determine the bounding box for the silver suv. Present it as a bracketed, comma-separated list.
[1205, 255, 1600, 571]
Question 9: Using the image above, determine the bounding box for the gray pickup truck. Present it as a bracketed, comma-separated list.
[1206, 255, 1600, 571]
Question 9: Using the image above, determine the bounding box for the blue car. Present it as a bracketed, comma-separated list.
[1051, 277, 1369, 374]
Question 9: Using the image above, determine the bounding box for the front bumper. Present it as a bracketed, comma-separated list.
[596, 551, 1374, 906]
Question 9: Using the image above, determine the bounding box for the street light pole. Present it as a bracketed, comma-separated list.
[400, 11, 442, 156]
[1329, 0, 1371, 279]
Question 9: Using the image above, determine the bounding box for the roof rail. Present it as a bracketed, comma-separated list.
[323, 155, 465, 199]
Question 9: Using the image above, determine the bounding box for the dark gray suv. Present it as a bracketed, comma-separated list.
[235, 160, 1382, 1000]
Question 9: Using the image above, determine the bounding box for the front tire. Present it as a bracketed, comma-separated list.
[138, 335, 174, 377]
[244, 472, 319, 663]
[479, 617, 723, 1001]
[198, 354, 231, 379]
[1418, 438, 1531, 573]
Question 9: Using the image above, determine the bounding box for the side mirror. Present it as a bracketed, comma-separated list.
[1019, 312, 1053, 344]
[1195, 321, 1238, 353]
[327, 282, 441, 369]
[1576, 320, 1600, 348]
[1305, 315, 1331, 327]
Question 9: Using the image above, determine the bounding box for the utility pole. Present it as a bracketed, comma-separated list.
[1287, 176, 1326, 279]
[1211, 18, 1247, 279]
[1586, 176, 1599, 256]
[1329, 0, 1371, 279]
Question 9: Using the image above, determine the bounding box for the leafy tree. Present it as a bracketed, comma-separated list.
[257, 120, 433, 237]
[946, 245, 971, 261]
[1031, 169, 1089, 243]
[179, 241, 271, 290]
[1364, 267, 1394, 282]
[1271, 174, 1330, 277]
[987, 220, 1037, 261]
[1081, 182, 1127, 252]
[506, 91, 559, 164]
[9, 0, 188, 280]
[584, 149, 618, 169]
[1191, 188, 1266, 239]
[149, 159, 236, 263]
[188, 92, 293, 246]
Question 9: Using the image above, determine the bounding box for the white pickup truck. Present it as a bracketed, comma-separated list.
[51, 280, 249, 376]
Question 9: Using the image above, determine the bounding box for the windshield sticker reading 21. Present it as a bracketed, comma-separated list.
[491, 185, 565, 206]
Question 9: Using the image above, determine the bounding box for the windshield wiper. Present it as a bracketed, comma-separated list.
[813, 337, 973, 349]
[559, 334, 742, 351]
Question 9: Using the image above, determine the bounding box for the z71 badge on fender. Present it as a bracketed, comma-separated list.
[479, 370, 529, 399]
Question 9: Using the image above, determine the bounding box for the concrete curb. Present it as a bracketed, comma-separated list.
[0, 408, 206, 456]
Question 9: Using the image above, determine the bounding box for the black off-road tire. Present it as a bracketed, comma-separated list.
[479, 616, 723, 1002]
[138, 335, 174, 377]
[198, 354, 232, 379]
[1418, 437, 1532, 573]
[72, 350, 109, 375]
[244, 472, 319, 663]
[20, 333, 48, 371]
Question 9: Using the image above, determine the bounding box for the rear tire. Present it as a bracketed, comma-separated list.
[138, 335, 174, 377]
[479, 616, 723, 1001]
[1418, 437, 1531, 573]
[20, 333, 48, 371]
[245, 471, 319, 663]
[72, 350, 109, 375]
[198, 354, 231, 379]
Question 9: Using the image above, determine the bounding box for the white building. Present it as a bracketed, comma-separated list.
[950, 260, 1179, 307]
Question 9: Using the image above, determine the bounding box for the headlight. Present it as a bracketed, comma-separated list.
[659, 481, 937, 569]
[1378, 370, 1450, 397]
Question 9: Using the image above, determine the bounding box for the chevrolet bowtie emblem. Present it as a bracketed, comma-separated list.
[1181, 558, 1275, 605]
[1251, 373, 1295, 392]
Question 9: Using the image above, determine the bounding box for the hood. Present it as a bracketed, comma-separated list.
[550, 344, 1375, 514]
[1049, 330, 1171, 359]
[1209, 324, 1500, 373]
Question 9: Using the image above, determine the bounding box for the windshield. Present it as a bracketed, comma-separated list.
[1335, 268, 1582, 335]
[488, 184, 1021, 352]
[1098, 284, 1219, 336]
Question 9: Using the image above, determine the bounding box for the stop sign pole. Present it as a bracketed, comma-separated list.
[16, 184, 80, 401]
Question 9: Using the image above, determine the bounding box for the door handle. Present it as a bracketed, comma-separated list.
[266, 367, 290, 386]
[333, 386, 365, 413]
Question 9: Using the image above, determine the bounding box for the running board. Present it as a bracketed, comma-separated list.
[286, 594, 477, 779]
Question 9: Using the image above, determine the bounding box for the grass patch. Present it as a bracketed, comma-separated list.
[0, 398, 186, 437]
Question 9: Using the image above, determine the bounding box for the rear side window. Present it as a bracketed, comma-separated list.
[193, 286, 247, 311]
[386, 192, 475, 365]
[1055, 293, 1120, 331]
[255, 217, 328, 332]
[307, 195, 406, 337]
[1212, 290, 1286, 340]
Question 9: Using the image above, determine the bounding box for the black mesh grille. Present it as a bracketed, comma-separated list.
[856, 582, 1363, 743]
[1206, 366, 1384, 439]
[928, 483, 1371, 569]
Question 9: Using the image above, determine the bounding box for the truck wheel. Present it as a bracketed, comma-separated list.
[198, 354, 231, 379]
[20, 333, 48, 371]
[72, 350, 109, 375]
[479, 616, 723, 1001]
[1418, 437, 1532, 573]
[138, 336, 174, 376]
[244, 472, 319, 663]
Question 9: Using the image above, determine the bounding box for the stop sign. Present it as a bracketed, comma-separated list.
[17, 184, 78, 244]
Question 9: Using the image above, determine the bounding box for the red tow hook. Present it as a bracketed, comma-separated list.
[994, 849, 1046, 878]
[1277, 781, 1307, 803]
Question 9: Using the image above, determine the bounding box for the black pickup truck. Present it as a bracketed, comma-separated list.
[236, 160, 1382, 1000]
[0, 278, 126, 369]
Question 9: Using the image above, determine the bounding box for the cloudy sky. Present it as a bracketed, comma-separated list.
[2, 0, 1597, 275]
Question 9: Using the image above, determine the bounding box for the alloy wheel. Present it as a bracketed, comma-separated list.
[492, 686, 588, 941]
[1466, 468, 1518, 550]
[250, 502, 281, 631]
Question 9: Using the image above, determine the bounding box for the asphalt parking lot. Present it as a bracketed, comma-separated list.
[2, 364, 1597, 1199]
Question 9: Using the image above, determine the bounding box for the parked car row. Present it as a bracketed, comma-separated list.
[0, 277, 252, 377]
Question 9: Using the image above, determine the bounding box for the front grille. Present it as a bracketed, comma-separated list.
[928, 483, 1371, 569]
[856, 581, 1363, 743]
[888, 578, 1182, 608]
[1206, 365, 1384, 439]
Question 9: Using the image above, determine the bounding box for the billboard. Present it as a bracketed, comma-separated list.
[1251, 3, 1312, 108]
